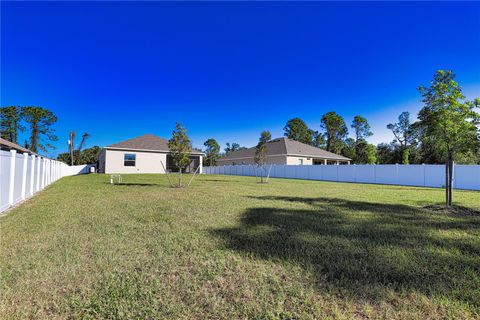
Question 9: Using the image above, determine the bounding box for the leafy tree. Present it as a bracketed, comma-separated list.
[283, 118, 314, 145]
[168, 122, 192, 187]
[254, 131, 271, 183]
[81, 146, 101, 164]
[22, 106, 58, 153]
[387, 112, 415, 148]
[402, 148, 410, 165]
[387, 111, 418, 164]
[355, 140, 377, 164]
[57, 146, 101, 165]
[376, 143, 396, 164]
[224, 142, 245, 154]
[311, 130, 326, 148]
[342, 138, 356, 160]
[365, 144, 377, 164]
[320, 111, 348, 154]
[1, 106, 24, 144]
[57, 152, 71, 164]
[351, 115, 373, 142]
[203, 138, 220, 166]
[417, 70, 480, 207]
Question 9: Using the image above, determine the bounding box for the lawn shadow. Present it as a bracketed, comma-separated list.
[110, 183, 161, 187]
[200, 178, 243, 183]
[211, 196, 480, 306]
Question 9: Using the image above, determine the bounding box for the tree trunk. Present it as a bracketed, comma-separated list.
[448, 157, 454, 207]
[445, 156, 454, 208]
[445, 160, 450, 208]
[178, 168, 182, 187]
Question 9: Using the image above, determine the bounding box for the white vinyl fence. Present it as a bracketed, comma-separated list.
[203, 164, 480, 191]
[0, 149, 91, 213]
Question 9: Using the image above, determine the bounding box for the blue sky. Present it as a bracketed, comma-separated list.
[2, 1, 480, 157]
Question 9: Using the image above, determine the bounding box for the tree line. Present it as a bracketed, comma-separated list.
[0, 106, 58, 153]
[2, 70, 479, 173]
[203, 70, 480, 171]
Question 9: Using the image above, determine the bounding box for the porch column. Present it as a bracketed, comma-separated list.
[347, 161, 350, 165]
[324, 159, 327, 165]
[336, 161, 340, 165]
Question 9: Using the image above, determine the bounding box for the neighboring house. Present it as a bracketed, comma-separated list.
[97, 134, 204, 174]
[217, 137, 351, 166]
[0, 138, 38, 155]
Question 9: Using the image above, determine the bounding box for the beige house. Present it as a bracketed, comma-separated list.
[217, 137, 351, 166]
[98, 134, 204, 174]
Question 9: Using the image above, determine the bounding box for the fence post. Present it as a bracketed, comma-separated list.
[21, 153, 28, 200]
[30, 155, 36, 196]
[8, 150, 17, 205]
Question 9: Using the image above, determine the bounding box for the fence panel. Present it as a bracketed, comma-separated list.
[323, 166, 338, 181]
[424, 165, 444, 188]
[398, 165, 425, 186]
[0, 151, 11, 212]
[455, 165, 480, 190]
[375, 165, 397, 185]
[202, 163, 480, 191]
[13, 154, 24, 205]
[0, 149, 91, 213]
[25, 156, 34, 197]
[356, 165, 375, 183]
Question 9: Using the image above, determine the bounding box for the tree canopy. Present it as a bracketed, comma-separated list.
[351, 115, 372, 142]
[254, 131, 271, 167]
[320, 111, 348, 154]
[204, 138, 221, 166]
[224, 142, 245, 154]
[21, 106, 58, 153]
[168, 122, 192, 172]
[0, 106, 24, 144]
[283, 118, 314, 145]
[417, 71, 479, 163]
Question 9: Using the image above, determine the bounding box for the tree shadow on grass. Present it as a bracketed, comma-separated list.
[211, 196, 480, 307]
[109, 183, 161, 187]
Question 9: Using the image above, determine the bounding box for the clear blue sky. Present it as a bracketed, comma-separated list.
[2, 1, 480, 157]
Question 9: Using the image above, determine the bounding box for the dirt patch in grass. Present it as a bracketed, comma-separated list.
[423, 205, 480, 216]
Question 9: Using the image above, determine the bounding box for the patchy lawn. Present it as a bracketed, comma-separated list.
[1, 174, 479, 319]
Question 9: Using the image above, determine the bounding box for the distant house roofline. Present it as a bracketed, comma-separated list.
[219, 137, 351, 161]
[104, 134, 205, 155]
[105, 146, 204, 155]
[0, 138, 40, 156]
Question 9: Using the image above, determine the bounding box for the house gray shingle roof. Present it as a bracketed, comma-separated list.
[106, 134, 203, 154]
[219, 137, 351, 161]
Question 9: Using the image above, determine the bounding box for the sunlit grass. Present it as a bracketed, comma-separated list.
[1, 174, 479, 319]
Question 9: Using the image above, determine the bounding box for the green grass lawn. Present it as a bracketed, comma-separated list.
[1, 174, 479, 319]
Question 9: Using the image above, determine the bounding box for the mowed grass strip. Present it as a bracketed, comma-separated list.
[1, 174, 479, 319]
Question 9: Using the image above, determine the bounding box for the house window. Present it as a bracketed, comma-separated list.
[124, 154, 136, 166]
[299, 159, 304, 165]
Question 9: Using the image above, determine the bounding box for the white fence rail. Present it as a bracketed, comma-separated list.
[0, 150, 91, 213]
[203, 164, 480, 191]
